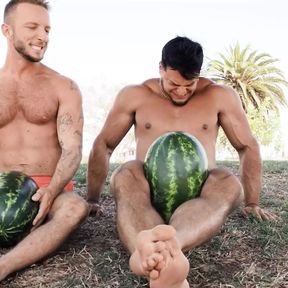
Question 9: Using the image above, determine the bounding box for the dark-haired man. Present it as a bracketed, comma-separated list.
[0, 0, 88, 281]
[87, 36, 277, 287]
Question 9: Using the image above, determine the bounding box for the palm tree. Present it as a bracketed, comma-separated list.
[207, 43, 288, 112]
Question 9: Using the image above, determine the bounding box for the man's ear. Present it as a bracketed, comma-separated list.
[1, 23, 13, 39]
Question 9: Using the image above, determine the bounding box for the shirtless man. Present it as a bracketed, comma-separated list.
[0, 0, 88, 281]
[87, 36, 277, 287]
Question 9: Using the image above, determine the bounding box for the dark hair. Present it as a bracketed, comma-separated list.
[161, 36, 203, 79]
[4, 0, 50, 22]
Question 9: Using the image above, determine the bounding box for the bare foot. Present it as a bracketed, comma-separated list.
[150, 236, 190, 288]
[129, 225, 177, 279]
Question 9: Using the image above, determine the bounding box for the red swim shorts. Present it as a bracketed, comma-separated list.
[30, 176, 74, 192]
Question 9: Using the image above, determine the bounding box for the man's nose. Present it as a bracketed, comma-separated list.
[176, 86, 187, 95]
[37, 28, 49, 42]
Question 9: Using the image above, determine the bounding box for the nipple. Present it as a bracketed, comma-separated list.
[145, 123, 151, 129]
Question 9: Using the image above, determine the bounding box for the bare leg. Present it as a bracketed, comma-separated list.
[112, 162, 242, 288]
[170, 168, 243, 251]
[0, 192, 88, 281]
[111, 160, 164, 253]
[111, 161, 190, 287]
[148, 169, 242, 288]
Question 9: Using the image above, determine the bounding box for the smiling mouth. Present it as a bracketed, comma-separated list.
[31, 45, 44, 51]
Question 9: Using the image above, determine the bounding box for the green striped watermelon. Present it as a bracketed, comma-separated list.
[0, 171, 39, 247]
[144, 131, 209, 223]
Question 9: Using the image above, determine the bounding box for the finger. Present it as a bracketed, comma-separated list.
[259, 211, 270, 221]
[241, 208, 249, 217]
[270, 213, 280, 220]
[254, 210, 264, 220]
[32, 205, 46, 226]
[266, 211, 280, 220]
[261, 211, 279, 221]
[32, 214, 43, 227]
[260, 209, 275, 221]
[244, 207, 263, 220]
[32, 190, 43, 202]
[30, 219, 44, 231]
[32, 216, 45, 228]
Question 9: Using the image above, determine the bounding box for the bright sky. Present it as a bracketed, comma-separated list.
[0, 0, 287, 158]
[1, 0, 287, 83]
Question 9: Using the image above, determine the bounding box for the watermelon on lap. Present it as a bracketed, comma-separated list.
[0, 171, 39, 247]
[144, 131, 209, 223]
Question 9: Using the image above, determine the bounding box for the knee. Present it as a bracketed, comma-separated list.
[110, 160, 145, 196]
[110, 160, 149, 199]
[61, 195, 89, 225]
[204, 168, 243, 204]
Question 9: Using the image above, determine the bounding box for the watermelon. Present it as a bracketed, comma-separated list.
[144, 131, 209, 223]
[0, 171, 39, 247]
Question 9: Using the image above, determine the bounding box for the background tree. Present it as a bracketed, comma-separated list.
[207, 43, 288, 156]
[207, 42, 287, 112]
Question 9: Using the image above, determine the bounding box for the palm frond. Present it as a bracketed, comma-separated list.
[207, 43, 288, 113]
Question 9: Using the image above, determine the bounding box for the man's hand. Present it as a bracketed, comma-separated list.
[31, 187, 55, 228]
[241, 204, 279, 221]
[88, 201, 103, 217]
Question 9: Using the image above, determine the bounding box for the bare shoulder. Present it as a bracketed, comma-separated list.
[119, 79, 155, 95]
[204, 79, 238, 96]
[39, 65, 81, 99]
[114, 78, 156, 104]
[199, 78, 242, 108]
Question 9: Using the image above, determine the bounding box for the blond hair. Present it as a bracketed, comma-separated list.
[4, 0, 50, 22]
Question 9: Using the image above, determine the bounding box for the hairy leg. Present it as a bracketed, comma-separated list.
[110, 160, 164, 253]
[111, 161, 167, 276]
[111, 161, 192, 286]
[0, 192, 88, 281]
[147, 168, 242, 288]
[112, 165, 242, 287]
[170, 168, 243, 251]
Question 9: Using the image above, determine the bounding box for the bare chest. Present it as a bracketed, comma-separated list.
[0, 80, 58, 127]
[136, 98, 219, 137]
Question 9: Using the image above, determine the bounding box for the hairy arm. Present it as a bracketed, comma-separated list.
[87, 86, 138, 212]
[218, 85, 277, 220]
[50, 79, 84, 195]
[32, 78, 83, 226]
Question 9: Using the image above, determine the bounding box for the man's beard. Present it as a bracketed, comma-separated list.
[159, 79, 191, 107]
[14, 40, 43, 63]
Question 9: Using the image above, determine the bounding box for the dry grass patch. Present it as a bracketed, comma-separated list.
[1, 161, 287, 287]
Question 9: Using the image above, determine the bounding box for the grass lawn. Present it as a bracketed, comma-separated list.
[1, 161, 288, 287]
